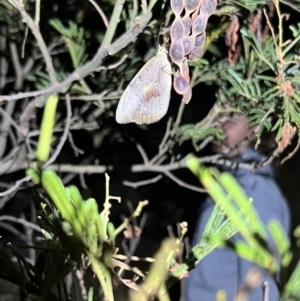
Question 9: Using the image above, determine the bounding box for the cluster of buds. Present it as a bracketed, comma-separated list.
[170, 0, 217, 103]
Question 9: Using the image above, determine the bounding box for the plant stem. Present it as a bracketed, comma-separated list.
[90, 255, 114, 301]
[35, 0, 40, 26]
[101, 0, 125, 48]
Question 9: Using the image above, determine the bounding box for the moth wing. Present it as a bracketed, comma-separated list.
[116, 48, 171, 124]
[115, 88, 132, 124]
[115, 68, 148, 124]
[130, 53, 171, 124]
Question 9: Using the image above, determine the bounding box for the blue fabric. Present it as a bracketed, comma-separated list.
[183, 148, 291, 301]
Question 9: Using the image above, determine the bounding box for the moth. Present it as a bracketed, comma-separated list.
[116, 45, 172, 124]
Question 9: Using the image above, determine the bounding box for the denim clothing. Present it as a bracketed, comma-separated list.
[183, 148, 290, 301]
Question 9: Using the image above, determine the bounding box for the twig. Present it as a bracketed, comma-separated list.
[0, 12, 152, 102]
[0, 222, 28, 241]
[0, 106, 23, 135]
[159, 118, 173, 151]
[101, 0, 126, 48]
[0, 215, 41, 232]
[0, 100, 17, 158]
[10, 0, 57, 85]
[114, 200, 148, 236]
[67, 132, 84, 156]
[0, 95, 71, 196]
[76, 269, 87, 301]
[9, 42, 23, 90]
[279, 0, 300, 12]
[0, 25, 8, 90]
[198, 136, 214, 151]
[0, 160, 111, 175]
[0, 175, 31, 197]
[96, 54, 128, 71]
[118, 212, 148, 278]
[281, 137, 300, 164]
[79, 173, 88, 189]
[101, 174, 121, 224]
[136, 142, 149, 164]
[123, 174, 163, 188]
[88, 0, 109, 28]
[164, 171, 206, 193]
[34, 0, 41, 26]
[263, 281, 269, 301]
[174, 101, 186, 128]
[0, 187, 18, 209]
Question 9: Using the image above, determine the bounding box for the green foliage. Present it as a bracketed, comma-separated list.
[184, 156, 300, 301]
[1, 0, 300, 300]
[49, 18, 88, 69]
[37, 94, 59, 163]
[178, 124, 225, 149]
[178, 0, 300, 149]
[219, 0, 268, 11]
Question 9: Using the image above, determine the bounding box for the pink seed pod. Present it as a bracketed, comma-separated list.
[169, 41, 185, 66]
[173, 72, 190, 95]
[195, 32, 206, 47]
[188, 32, 206, 61]
[184, 0, 200, 14]
[182, 86, 192, 103]
[181, 59, 190, 75]
[181, 15, 192, 36]
[192, 12, 209, 35]
[200, 0, 217, 16]
[170, 18, 184, 41]
[171, 0, 184, 16]
[182, 36, 195, 55]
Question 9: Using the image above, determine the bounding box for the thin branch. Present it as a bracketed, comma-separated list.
[198, 136, 214, 151]
[118, 212, 148, 278]
[89, 0, 109, 28]
[96, 54, 128, 71]
[9, 42, 23, 90]
[159, 118, 173, 151]
[0, 215, 41, 232]
[123, 174, 163, 188]
[279, 0, 300, 12]
[164, 171, 206, 193]
[0, 175, 30, 197]
[114, 200, 149, 236]
[0, 160, 110, 175]
[281, 137, 300, 164]
[0, 12, 152, 102]
[10, 0, 57, 85]
[101, 0, 125, 48]
[263, 281, 270, 301]
[136, 142, 149, 164]
[0, 100, 17, 158]
[0, 96, 71, 196]
[0, 221, 28, 241]
[0, 106, 23, 135]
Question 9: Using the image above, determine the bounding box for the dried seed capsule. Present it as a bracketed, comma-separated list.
[171, 0, 184, 15]
[182, 36, 195, 55]
[189, 47, 202, 61]
[173, 72, 190, 95]
[192, 12, 209, 35]
[188, 32, 206, 61]
[181, 59, 190, 75]
[184, 0, 200, 14]
[181, 15, 192, 36]
[170, 41, 184, 66]
[171, 18, 184, 41]
[200, 0, 217, 16]
[182, 86, 192, 103]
